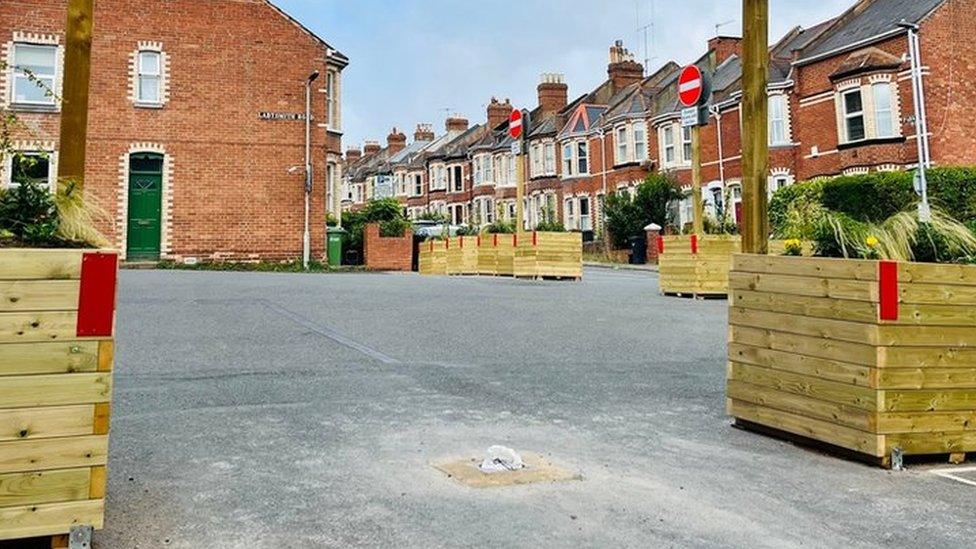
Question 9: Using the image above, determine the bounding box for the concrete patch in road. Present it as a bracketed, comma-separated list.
[432, 452, 582, 488]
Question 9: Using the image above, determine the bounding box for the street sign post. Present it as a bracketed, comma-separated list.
[678, 64, 709, 235]
[510, 108, 528, 234]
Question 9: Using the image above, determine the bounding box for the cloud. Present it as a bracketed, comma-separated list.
[274, 0, 855, 148]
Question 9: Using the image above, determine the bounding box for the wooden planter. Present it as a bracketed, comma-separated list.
[418, 241, 447, 275]
[445, 236, 479, 276]
[727, 254, 976, 467]
[513, 232, 583, 280]
[0, 249, 119, 542]
[476, 234, 500, 276]
[658, 236, 813, 298]
[658, 235, 741, 297]
[495, 234, 515, 277]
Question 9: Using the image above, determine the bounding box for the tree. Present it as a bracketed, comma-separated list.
[604, 173, 683, 248]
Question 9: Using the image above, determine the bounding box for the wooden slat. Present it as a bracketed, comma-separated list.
[729, 342, 874, 387]
[92, 404, 110, 436]
[728, 380, 876, 431]
[88, 466, 106, 499]
[731, 289, 877, 323]
[885, 431, 976, 455]
[0, 468, 91, 507]
[730, 307, 879, 346]
[0, 436, 108, 474]
[97, 340, 113, 372]
[879, 325, 976, 347]
[877, 368, 976, 390]
[0, 341, 99, 376]
[0, 499, 104, 541]
[730, 272, 877, 303]
[0, 405, 95, 442]
[732, 254, 878, 280]
[0, 250, 84, 281]
[729, 362, 879, 411]
[0, 281, 80, 312]
[889, 303, 976, 327]
[878, 411, 976, 434]
[730, 326, 878, 366]
[881, 390, 976, 413]
[0, 373, 111, 409]
[0, 312, 78, 344]
[728, 398, 884, 456]
[878, 346, 976, 369]
[899, 282, 976, 306]
[899, 262, 976, 287]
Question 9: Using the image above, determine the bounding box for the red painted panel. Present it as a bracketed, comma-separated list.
[656, 236, 664, 254]
[513, 234, 518, 247]
[690, 234, 699, 254]
[532, 231, 538, 246]
[76, 252, 119, 337]
[493, 234, 498, 247]
[879, 261, 899, 321]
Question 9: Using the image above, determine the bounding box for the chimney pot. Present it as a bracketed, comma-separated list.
[538, 73, 568, 116]
[414, 123, 434, 142]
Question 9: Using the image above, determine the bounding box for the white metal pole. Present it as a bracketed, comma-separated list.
[304, 80, 312, 269]
[913, 30, 932, 170]
[905, 25, 930, 222]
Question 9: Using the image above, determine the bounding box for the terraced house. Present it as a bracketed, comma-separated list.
[1, 0, 347, 262]
[342, 0, 972, 237]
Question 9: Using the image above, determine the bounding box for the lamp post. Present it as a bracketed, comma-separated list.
[303, 70, 320, 269]
[898, 20, 932, 223]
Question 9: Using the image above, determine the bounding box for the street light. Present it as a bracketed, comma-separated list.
[897, 20, 932, 223]
[303, 70, 320, 269]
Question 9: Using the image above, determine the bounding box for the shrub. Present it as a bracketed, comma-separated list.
[0, 179, 60, 245]
[535, 204, 564, 232]
[485, 219, 515, 234]
[769, 178, 826, 239]
[605, 173, 682, 248]
[380, 218, 411, 237]
[926, 167, 976, 223]
[820, 171, 916, 223]
[342, 198, 408, 249]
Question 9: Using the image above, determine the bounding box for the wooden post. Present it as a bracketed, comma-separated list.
[740, 0, 769, 254]
[691, 125, 704, 235]
[57, 0, 95, 193]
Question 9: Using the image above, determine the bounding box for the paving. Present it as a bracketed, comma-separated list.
[98, 268, 973, 548]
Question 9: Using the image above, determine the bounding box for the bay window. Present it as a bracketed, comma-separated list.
[562, 143, 573, 175]
[769, 94, 787, 146]
[544, 143, 555, 174]
[577, 141, 589, 175]
[842, 89, 866, 142]
[662, 125, 676, 165]
[872, 83, 894, 138]
[616, 126, 628, 164]
[634, 125, 647, 162]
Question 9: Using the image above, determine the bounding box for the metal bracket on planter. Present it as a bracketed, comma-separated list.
[890, 447, 904, 471]
[69, 525, 93, 549]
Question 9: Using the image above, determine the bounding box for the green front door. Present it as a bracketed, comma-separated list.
[126, 153, 163, 261]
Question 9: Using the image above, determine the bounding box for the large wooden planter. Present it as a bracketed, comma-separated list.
[477, 234, 509, 276]
[445, 236, 479, 276]
[0, 249, 119, 542]
[658, 236, 813, 298]
[418, 241, 447, 275]
[513, 232, 583, 280]
[495, 235, 515, 277]
[727, 254, 976, 467]
[658, 235, 741, 297]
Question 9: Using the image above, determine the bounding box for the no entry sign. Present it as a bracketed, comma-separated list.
[509, 109, 523, 139]
[678, 65, 705, 108]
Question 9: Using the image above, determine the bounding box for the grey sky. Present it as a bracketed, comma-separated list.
[274, 0, 855, 149]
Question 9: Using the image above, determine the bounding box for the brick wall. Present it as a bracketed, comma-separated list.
[1, 0, 344, 262]
[363, 223, 413, 271]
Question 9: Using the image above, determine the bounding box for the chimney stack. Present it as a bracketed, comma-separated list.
[445, 115, 469, 133]
[414, 123, 434, 142]
[487, 97, 512, 129]
[345, 147, 362, 163]
[387, 127, 407, 155]
[538, 73, 568, 116]
[708, 35, 743, 67]
[607, 40, 644, 93]
[363, 140, 381, 157]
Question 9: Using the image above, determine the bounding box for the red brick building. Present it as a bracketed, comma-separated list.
[344, 0, 972, 239]
[1, 0, 347, 262]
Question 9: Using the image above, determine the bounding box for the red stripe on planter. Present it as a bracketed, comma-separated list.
[459, 237, 463, 249]
[657, 236, 664, 254]
[77, 252, 118, 337]
[690, 234, 699, 254]
[445, 238, 449, 250]
[477, 235, 481, 247]
[879, 261, 899, 321]
[513, 234, 518, 247]
[532, 231, 538, 246]
[493, 234, 498, 247]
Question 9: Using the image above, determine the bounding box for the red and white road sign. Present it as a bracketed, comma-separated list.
[509, 109, 523, 139]
[678, 65, 704, 108]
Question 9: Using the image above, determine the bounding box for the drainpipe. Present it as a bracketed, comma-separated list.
[304, 70, 320, 270]
[711, 105, 725, 187]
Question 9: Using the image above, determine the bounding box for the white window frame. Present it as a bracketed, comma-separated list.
[3, 151, 55, 190]
[681, 126, 692, 165]
[579, 195, 592, 232]
[661, 125, 676, 167]
[616, 126, 629, 165]
[842, 88, 866, 143]
[872, 83, 895, 139]
[562, 143, 573, 176]
[11, 43, 58, 107]
[137, 50, 162, 105]
[326, 71, 339, 131]
[633, 123, 647, 162]
[577, 140, 589, 175]
[769, 94, 788, 146]
[543, 142, 555, 175]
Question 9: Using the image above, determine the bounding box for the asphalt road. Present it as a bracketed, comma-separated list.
[96, 268, 973, 548]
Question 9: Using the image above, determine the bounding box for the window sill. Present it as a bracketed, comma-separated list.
[9, 103, 59, 113]
[134, 102, 164, 109]
[612, 161, 644, 169]
[837, 136, 906, 150]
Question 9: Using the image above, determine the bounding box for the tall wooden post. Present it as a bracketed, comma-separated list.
[740, 0, 769, 254]
[57, 0, 95, 193]
[691, 125, 704, 235]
